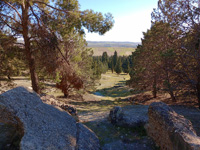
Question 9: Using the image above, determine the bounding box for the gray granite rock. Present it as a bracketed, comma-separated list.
[102, 139, 154, 150]
[0, 87, 100, 150]
[76, 123, 100, 150]
[109, 105, 149, 128]
[146, 102, 200, 150]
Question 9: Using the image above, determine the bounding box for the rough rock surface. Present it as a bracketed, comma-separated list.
[0, 106, 24, 150]
[146, 102, 200, 150]
[101, 138, 154, 150]
[109, 105, 149, 127]
[40, 95, 79, 121]
[76, 123, 100, 150]
[171, 105, 200, 136]
[0, 87, 100, 150]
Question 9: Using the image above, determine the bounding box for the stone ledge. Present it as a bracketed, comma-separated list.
[145, 102, 200, 150]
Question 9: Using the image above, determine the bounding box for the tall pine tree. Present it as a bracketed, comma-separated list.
[115, 58, 122, 74]
[113, 51, 118, 68]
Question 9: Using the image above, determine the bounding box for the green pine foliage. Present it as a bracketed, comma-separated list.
[113, 51, 118, 67]
[0, 0, 114, 94]
[122, 58, 130, 74]
[115, 58, 122, 74]
[0, 32, 26, 79]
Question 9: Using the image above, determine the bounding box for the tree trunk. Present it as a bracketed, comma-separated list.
[26, 47, 40, 93]
[196, 76, 200, 109]
[22, 1, 40, 93]
[152, 75, 157, 98]
[64, 93, 69, 98]
[165, 70, 176, 102]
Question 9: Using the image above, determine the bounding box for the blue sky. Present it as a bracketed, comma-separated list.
[78, 0, 158, 42]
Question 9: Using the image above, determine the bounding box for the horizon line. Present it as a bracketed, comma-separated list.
[87, 41, 141, 43]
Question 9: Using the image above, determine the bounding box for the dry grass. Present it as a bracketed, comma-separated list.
[92, 47, 135, 56]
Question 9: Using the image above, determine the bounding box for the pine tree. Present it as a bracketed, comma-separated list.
[115, 58, 122, 74]
[102, 52, 108, 63]
[122, 58, 130, 73]
[113, 51, 118, 67]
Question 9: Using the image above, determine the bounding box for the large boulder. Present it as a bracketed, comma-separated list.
[146, 102, 200, 150]
[109, 105, 149, 128]
[0, 87, 100, 150]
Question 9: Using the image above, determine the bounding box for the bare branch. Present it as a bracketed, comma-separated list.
[0, 16, 22, 33]
[55, 44, 70, 65]
[2, 0, 22, 20]
[0, 13, 22, 26]
[29, 5, 42, 27]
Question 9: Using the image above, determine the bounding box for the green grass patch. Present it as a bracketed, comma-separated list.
[73, 98, 130, 113]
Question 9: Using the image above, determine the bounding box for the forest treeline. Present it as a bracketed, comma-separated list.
[129, 0, 200, 109]
[92, 51, 132, 78]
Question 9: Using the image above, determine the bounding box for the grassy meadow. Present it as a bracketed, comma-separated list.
[68, 71, 133, 113]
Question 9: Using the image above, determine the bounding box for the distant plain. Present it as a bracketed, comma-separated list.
[87, 41, 139, 56]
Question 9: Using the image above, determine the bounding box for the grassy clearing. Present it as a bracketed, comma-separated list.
[94, 71, 133, 99]
[72, 71, 133, 113]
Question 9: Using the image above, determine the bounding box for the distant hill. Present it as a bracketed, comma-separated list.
[87, 41, 140, 48]
[87, 41, 140, 56]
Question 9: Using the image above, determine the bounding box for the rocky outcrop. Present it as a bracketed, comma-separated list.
[0, 87, 100, 150]
[146, 102, 200, 150]
[109, 105, 148, 128]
